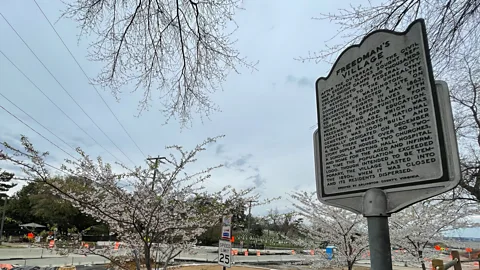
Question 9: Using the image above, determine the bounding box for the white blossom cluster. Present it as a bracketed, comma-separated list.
[289, 191, 480, 270]
[289, 191, 369, 270]
[389, 195, 480, 267]
[2, 135, 257, 270]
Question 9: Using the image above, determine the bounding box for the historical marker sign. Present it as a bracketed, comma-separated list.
[314, 19, 460, 213]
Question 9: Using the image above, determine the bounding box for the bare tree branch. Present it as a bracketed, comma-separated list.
[61, 0, 256, 127]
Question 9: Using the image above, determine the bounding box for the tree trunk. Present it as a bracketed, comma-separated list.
[144, 243, 152, 270]
[133, 249, 141, 270]
[348, 261, 354, 270]
[418, 250, 426, 270]
[163, 247, 176, 270]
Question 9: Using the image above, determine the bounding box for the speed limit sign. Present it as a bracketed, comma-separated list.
[218, 239, 232, 268]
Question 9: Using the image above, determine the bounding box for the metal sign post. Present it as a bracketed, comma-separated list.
[313, 19, 460, 270]
[363, 189, 393, 269]
[218, 215, 233, 269]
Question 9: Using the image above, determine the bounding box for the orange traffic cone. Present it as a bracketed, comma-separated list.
[291, 250, 296, 255]
[310, 250, 314, 255]
[256, 251, 261, 256]
[244, 251, 248, 256]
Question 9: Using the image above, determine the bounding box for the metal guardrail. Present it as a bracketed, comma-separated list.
[431, 250, 480, 270]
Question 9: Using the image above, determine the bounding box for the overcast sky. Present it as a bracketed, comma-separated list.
[1, 1, 478, 238]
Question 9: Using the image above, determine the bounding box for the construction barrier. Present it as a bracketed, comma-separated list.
[0, 264, 13, 270]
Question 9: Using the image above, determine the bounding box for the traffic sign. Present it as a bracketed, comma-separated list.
[222, 215, 232, 226]
[221, 215, 232, 239]
[221, 226, 231, 239]
[314, 19, 460, 214]
[218, 239, 232, 268]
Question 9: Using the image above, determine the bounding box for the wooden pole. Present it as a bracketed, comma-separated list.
[451, 250, 462, 270]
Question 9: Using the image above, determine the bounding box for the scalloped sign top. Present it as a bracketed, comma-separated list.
[315, 19, 448, 196]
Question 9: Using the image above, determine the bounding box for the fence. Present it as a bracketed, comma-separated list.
[431, 250, 480, 270]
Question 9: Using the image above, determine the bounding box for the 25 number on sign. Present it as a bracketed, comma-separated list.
[218, 239, 232, 268]
[219, 253, 230, 265]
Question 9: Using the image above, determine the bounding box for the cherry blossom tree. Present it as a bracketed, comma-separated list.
[389, 194, 480, 269]
[289, 191, 369, 270]
[1, 135, 257, 270]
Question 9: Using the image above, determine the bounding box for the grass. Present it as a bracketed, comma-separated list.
[0, 243, 26, 248]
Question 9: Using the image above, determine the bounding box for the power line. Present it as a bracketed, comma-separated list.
[33, 0, 147, 160]
[0, 50, 124, 165]
[0, 112, 103, 183]
[0, 12, 136, 167]
[0, 104, 78, 161]
[0, 91, 78, 155]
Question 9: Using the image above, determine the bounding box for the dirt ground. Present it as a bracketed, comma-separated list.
[175, 265, 370, 270]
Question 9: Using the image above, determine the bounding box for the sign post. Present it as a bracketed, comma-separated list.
[218, 215, 233, 269]
[314, 19, 460, 270]
[363, 188, 392, 269]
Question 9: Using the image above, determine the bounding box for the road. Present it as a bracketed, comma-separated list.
[0, 247, 306, 267]
[5, 247, 475, 269]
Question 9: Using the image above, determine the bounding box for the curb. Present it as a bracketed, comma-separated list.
[0, 257, 62, 261]
[173, 258, 307, 266]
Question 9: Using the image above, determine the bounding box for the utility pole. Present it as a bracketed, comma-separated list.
[245, 200, 257, 252]
[0, 196, 7, 245]
[147, 156, 166, 270]
[146, 156, 166, 190]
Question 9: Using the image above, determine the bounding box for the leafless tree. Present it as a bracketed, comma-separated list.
[303, 0, 479, 74]
[62, 0, 255, 126]
[447, 51, 479, 200]
[306, 0, 480, 201]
